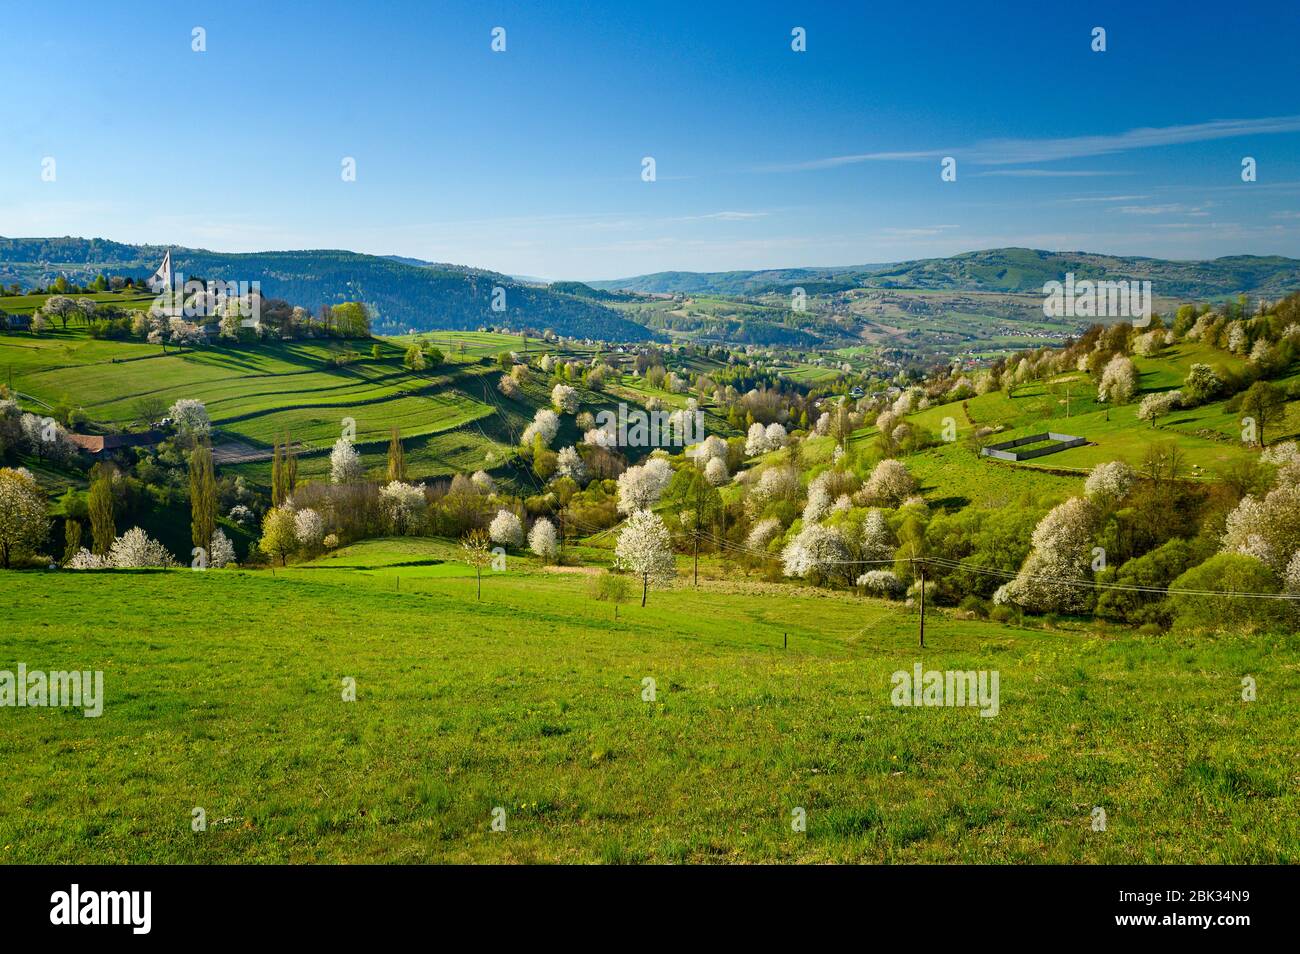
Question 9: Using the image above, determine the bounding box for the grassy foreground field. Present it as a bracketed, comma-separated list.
[2, 539, 1296, 864]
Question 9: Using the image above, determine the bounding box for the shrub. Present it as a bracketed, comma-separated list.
[1167, 553, 1293, 633]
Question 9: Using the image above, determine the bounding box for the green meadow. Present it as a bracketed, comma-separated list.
[1, 538, 1295, 864]
[892, 342, 1296, 477]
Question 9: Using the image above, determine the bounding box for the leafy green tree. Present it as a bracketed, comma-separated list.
[1167, 553, 1292, 633]
[460, 529, 493, 600]
[62, 518, 83, 565]
[590, 571, 632, 619]
[88, 464, 115, 556]
[404, 344, 426, 370]
[1240, 381, 1285, 447]
[1094, 538, 1200, 626]
[259, 507, 298, 566]
[189, 444, 217, 556]
[387, 427, 406, 482]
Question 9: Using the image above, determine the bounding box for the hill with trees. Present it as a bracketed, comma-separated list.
[591, 248, 1300, 299]
[0, 237, 655, 342]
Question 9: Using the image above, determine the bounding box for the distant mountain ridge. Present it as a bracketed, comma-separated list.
[0, 237, 654, 341]
[590, 248, 1300, 299]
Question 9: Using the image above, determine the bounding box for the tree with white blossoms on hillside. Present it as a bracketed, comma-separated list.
[379, 481, 426, 534]
[528, 517, 559, 563]
[330, 437, 362, 483]
[489, 509, 524, 548]
[522, 409, 559, 446]
[857, 569, 903, 598]
[694, 434, 728, 467]
[0, 467, 49, 568]
[616, 457, 674, 513]
[1097, 354, 1138, 405]
[862, 458, 916, 506]
[556, 445, 586, 482]
[746, 516, 782, 551]
[209, 528, 236, 568]
[1137, 390, 1180, 427]
[109, 527, 177, 568]
[704, 456, 728, 486]
[997, 496, 1098, 613]
[861, 508, 893, 564]
[781, 523, 850, 583]
[551, 383, 579, 414]
[1083, 460, 1136, 508]
[1221, 481, 1300, 576]
[168, 398, 211, 442]
[294, 508, 325, 549]
[614, 508, 676, 606]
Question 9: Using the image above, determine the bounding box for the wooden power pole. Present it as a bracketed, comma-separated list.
[918, 561, 926, 649]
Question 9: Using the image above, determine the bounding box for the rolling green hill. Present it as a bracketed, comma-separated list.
[591, 248, 1300, 299]
[0, 237, 655, 342]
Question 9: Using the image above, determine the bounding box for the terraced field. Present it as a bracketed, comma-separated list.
[0, 329, 526, 482]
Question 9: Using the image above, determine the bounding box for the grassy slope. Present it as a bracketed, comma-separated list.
[0, 329, 553, 484]
[1, 538, 1295, 864]
[900, 343, 1296, 476]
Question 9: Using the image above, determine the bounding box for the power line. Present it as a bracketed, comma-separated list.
[694, 528, 1300, 602]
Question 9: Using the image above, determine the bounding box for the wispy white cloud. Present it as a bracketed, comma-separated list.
[678, 210, 770, 221]
[971, 169, 1129, 178]
[1054, 194, 1153, 204]
[1115, 202, 1212, 216]
[768, 115, 1300, 172]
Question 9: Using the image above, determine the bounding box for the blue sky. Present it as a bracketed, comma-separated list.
[2, 0, 1299, 279]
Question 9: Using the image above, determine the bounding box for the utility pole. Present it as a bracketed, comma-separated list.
[692, 528, 699, 587]
[916, 559, 926, 649]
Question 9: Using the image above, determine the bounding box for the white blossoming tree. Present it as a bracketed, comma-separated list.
[1083, 460, 1136, 507]
[556, 445, 587, 483]
[1137, 390, 1180, 427]
[857, 569, 903, 598]
[614, 509, 676, 606]
[209, 527, 237, 568]
[1002, 497, 1099, 613]
[0, 467, 49, 568]
[330, 438, 363, 484]
[528, 517, 559, 563]
[616, 457, 674, 513]
[781, 523, 849, 581]
[1097, 354, 1138, 405]
[551, 383, 579, 414]
[862, 459, 916, 506]
[489, 509, 525, 548]
[294, 508, 325, 549]
[1221, 483, 1300, 575]
[522, 409, 560, 447]
[110, 526, 177, 568]
[861, 508, 893, 564]
[168, 398, 211, 441]
[703, 456, 729, 487]
[746, 516, 782, 552]
[379, 481, 425, 534]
